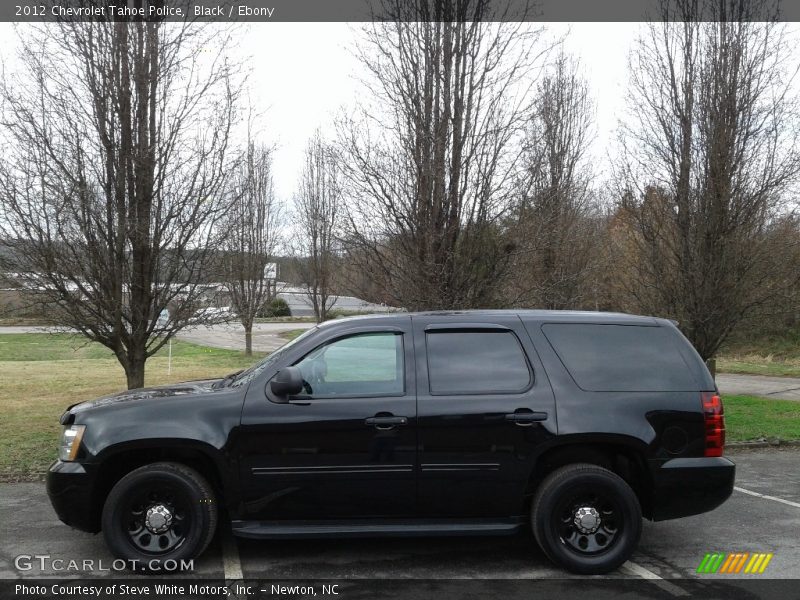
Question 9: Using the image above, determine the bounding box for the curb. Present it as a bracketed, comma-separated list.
[727, 439, 800, 449]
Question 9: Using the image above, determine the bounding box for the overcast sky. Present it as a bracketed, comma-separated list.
[237, 22, 640, 199]
[0, 22, 642, 199]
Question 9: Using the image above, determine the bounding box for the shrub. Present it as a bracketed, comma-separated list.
[260, 297, 291, 318]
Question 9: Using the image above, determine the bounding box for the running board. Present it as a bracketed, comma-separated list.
[231, 518, 525, 539]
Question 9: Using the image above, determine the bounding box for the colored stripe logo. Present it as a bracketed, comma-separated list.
[697, 552, 773, 574]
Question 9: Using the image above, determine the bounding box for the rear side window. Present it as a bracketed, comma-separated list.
[426, 331, 531, 395]
[541, 324, 696, 392]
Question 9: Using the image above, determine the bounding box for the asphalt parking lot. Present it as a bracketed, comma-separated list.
[1, 448, 798, 590]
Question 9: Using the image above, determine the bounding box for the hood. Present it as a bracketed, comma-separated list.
[68, 379, 220, 414]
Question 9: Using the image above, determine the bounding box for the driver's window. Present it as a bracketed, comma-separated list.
[294, 332, 404, 398]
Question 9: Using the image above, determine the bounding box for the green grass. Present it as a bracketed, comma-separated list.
[254, 316, 317, 324]
[716, 358, 800, 378]
[0, 333, 263, 481]
[724, 394, 800, 442]
[0, 333, 250, 362]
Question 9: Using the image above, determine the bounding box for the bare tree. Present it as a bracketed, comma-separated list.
[0, 21, 242, 388]
[220, 135, 281, 355]
[616, 0, 800, 360]
[509, 50, 602, 309]
[338, 1, 545, 310]
[293, 130, 341, 323]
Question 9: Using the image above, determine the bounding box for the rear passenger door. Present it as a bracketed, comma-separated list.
[413, 315, 557, 518]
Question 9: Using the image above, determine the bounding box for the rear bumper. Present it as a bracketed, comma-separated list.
[46, 460, 100, 533]
[649, 456, 735, 521]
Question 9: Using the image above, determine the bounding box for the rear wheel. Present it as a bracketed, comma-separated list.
[101, 462, 217, 572]
[531, 463, 641, 574]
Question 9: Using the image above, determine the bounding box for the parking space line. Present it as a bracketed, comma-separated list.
[621, 561, 690, 597]
[734, 486, 800, 509]
[221, 529, 244, 581]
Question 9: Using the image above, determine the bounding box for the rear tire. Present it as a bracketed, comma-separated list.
[101, 462, 217, 572]
[531, 463, 641, 574]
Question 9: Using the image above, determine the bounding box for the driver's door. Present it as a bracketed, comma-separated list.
[237, 320, 417, 521]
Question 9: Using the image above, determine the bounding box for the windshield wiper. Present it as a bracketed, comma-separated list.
[214, 369, 243, 389]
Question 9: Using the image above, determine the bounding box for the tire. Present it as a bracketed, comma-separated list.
[101, 462, 218, 572]
[531, 463, 641, 575]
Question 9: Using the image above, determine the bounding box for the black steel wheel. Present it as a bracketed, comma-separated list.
[531, 463, 641, 574]
[102, 462, 217, 572]
[123, 481, 192, 554]
[556, 491, 621, 555]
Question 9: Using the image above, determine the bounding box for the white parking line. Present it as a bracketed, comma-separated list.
[221, 529, 244, 581]
[735, 486, 800, 509]
[621, 561, 690, 597]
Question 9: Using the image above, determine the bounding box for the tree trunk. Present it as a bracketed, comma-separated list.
[705, 358, 717, 380]
[315, 297, 325, 323]
[125, 355, 147, 390]
[244, 326, 253, 357]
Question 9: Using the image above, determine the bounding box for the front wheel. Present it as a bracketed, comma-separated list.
[531, 463, 642, 574]
[101, 462, 218, 572]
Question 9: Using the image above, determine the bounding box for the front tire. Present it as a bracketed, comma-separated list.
[101, 462, 218, 572]
[531, 463, 642, 574]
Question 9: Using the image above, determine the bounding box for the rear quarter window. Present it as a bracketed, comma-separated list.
[541, 323, 697, 392]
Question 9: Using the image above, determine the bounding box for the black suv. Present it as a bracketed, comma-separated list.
[47, 310, 734, 574]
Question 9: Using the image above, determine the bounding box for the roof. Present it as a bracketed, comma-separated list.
[319, 309, 660, 327]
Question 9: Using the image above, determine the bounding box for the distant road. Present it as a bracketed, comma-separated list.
[715, 373, 800, 402]
[0, 322, 315, 354]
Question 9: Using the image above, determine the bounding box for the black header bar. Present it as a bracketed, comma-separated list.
[2, 0, 796, 23]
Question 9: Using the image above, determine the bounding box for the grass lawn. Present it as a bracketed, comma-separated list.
[723, 394, 800, 442]
[716, 357, 800, 378]
[254, 316, 317, 324]
[0, 334, 263, 481]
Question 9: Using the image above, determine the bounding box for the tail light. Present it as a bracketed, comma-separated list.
[702, 392, 725, 457]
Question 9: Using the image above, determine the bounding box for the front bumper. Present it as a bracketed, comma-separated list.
[46, 460, 100, 533]
[650, 456, 735, 521]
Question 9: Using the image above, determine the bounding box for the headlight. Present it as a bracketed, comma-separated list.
[58, 425, 86, 461]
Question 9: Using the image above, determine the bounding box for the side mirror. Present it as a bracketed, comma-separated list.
[270, 366, 304, 398]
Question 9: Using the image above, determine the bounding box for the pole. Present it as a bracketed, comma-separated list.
[168, 339, 172, 375]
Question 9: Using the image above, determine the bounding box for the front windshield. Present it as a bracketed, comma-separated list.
[228, 327, 318, 388]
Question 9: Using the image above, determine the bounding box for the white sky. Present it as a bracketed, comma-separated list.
[0, 22, 642, 199]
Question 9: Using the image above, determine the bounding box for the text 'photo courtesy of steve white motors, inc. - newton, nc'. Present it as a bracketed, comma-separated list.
[13, 582, 339, 597]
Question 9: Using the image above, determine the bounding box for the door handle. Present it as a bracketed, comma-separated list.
[504, 410, 547, 426]
[365, 415, 408, 429]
